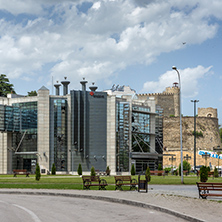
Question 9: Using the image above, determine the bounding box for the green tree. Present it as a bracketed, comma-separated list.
[179, 160, 191, 176]
[90, 166, 96, 176]
[131, 164, 135, 175]
[77, 164, 82, 176]
[200, 166, 208, 182]
[35, 163, 41, 181]
[51, 163, 56, 175]
[158, 163, 162, 176]
[0, 74, 16, 96]
[219, 127, 222, 143]
[27, 90, 37, 96]
[145, 167, 151, 182]
[214, 167, 219, 178]
[106, 166, 110, 176]
[158, 163, 162, 171]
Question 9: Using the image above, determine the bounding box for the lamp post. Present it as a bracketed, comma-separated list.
[172, 66, 183, 183]
[202, 152, 210, 166]
[191, 100, 199, 173]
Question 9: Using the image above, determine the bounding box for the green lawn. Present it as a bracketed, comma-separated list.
[0, 174, 222, 190]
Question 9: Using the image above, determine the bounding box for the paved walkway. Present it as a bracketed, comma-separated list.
[0, 185, 221, 222]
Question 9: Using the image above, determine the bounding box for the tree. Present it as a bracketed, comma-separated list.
[131, 164, 135, 175]
[214, 167, 219, 178]
[200, 166, 208, 182]
[158, 163, 162, 176]
[90, 166, 96, 176]
[0, 74, 16, 97]
[219, 127, 222, 143]
[28, 90, 37, 96]
[77, 164, 82, 176]
[51, 163, 56, 175]
[145, 167, 151, 182]
[106, 166, 110, 176]
[35, 163, 41, 181]
[179, 160, 191, 176]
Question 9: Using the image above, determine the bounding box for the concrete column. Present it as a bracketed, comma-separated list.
[107, 96, 116, 175]
[37, 86, 50, 174]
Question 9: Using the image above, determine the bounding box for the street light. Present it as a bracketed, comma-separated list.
[172, 66, 183, 184]
[191, 99, 199, 173]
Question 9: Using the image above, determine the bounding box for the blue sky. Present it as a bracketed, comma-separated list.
[0, 0, 222, 123]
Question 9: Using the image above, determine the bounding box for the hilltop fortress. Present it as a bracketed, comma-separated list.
[138, 84, 221, 169]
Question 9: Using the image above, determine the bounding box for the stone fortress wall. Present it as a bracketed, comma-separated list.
[138, 85, 221, 169]
[163, 113, 221, 168]
[138, 85, 180, 117]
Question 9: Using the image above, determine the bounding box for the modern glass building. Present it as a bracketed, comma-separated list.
[0, 81, 161, 175]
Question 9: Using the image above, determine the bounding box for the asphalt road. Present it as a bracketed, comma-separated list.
[0, 194, 187, 222]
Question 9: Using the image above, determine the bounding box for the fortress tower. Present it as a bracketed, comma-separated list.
[137, 83, 180, 117]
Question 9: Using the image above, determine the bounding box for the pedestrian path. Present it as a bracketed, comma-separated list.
[0, 185, 221, 222]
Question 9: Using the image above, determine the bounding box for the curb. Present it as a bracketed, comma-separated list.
[0, 190, 204, 222]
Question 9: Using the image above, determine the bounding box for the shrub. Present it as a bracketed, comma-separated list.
[214, 167, 219, 178]
[77, 164, 82, 176]
[35, 163, 41, 181]
[91, 166, 96, 176]
[131, 164, 135, 175]
[106, 166, 110, 176]
[158, 163, 162, 170]
[51, 163, 56, 175]
[145, 167, 151, 182]
[158, 163, 162, 176]
[179, 160, 191, 176]
[200, 166, 208, 182]
[207, 166, 210, 172]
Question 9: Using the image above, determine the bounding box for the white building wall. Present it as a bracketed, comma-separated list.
[37, 87, 50, 174]
[0, 133, 7, 174]
[107, 95, 116, 175]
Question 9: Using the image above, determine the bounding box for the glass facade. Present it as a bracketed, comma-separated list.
[53, 99, 67, 171]
[11, 102, 38, 173]
[116, 101, 130, 172]
[132, 104, 150, 152]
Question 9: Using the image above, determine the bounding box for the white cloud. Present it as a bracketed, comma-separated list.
[0, 0, 221, 90]
[142, 66, 213, 98]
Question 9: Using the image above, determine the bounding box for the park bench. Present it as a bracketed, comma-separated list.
[196, 182, 222, 199]
[114, 175, 138, 190]
[208, 171, 214, 179]
[13, 169, 29, 177]
[196, 171, 214, 179]
[82, 176, 107, 190]
[150, 170, 165, 177]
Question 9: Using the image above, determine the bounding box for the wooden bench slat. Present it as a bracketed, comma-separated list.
[82, 176, 107, 190]
[13, 169, 29, 177]
[114, 176, 137, 191]
[196, 182, 222, 199]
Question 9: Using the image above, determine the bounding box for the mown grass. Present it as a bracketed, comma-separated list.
[0, 174, 222, 190]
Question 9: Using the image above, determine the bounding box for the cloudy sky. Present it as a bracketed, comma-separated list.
[0, 0, 222, 122]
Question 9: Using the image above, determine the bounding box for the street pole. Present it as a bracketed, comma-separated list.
[191, 100, 199, 173]
[172, 66, 183, 184]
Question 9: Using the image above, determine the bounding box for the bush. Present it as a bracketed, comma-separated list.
[106, 166, 110, 176]
[35, 163, 41, 181]
[77, 164, 82, 176]
[51, 163, 56, 175]
[131, 164, 135, 175]
[158, 163, 162, 176]
[214, 167, 219, 178]
[200, 166, 208, 182]
[145, 167, 151, 182]
[179, 160, 191, 176]
[91, 166, 96, 176]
